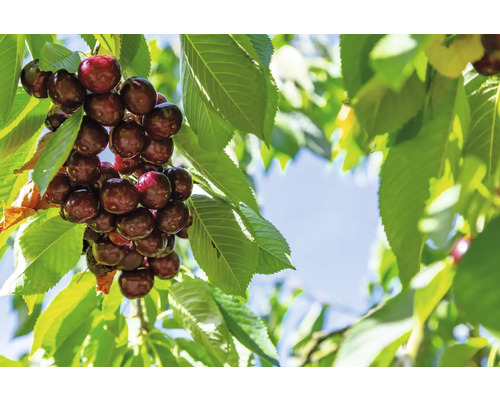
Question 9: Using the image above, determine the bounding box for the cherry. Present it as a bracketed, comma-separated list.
[114, 155, 141, 175]
[118, 246, 144, 271]
[92, 238, 127, 266]
[141, 135, 173, 165]
[66, 151, 101, 184]
[136, 171, 171, 209]
[134, 161, 163, 178]
[156, 92, 168, 105]
[156, 200, 189, 234]
[73, 116, 108, 156]
[87, 208, 115, 233]
[45, 105, 71, 131]
[78, 55, 121, 93]
[92, 161, 120, 190]
[84, 225, 102, 243]
[116, 207, 155, 240]
[118, 269, 154, 299]
[48, 70, 86, 112]
[100, 178, 139, 214]
[451, 236, 473, 264]
[84, 91, 125, 126]
[176, 214, 193, 239]
[157, 234, 175, 257]
[86, 248, 115, 277]
[165, 167, 193, 201]
[133, 229, 167, 257]
[481, 34, 500, 53]
[143, 102, 183, 139]
[63, 189, 99, 223]
[20, 59, 52, 98]
[120, 77, 157, 115]
[44, 172, 72, 204]
[473, 53, 500, 76]
[109, 120, 146, 158]
[148, 251, 180, 280]
[108, 230, 132, 247]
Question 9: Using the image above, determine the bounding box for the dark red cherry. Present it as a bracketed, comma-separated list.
[118, 246, 145, 271]
[133, 229, 167, 257]
[86, 248, 116, 277]
[66, 152, 101, 184]
[116, 207, 155, 240]
[141, 135, 173, 165]
[109, 120, 146, 158]
[108, 230, 132, 247]
[134, 161, 163, 178]
[78, 55, 121, 93]
[118, 269, 154, 299]
[87, 208, 115, 233]
[156, 200, 189, 234]
[84, 225, 102, 243]
[20, 59, 52, 98]
[165, 167, 193, 201]
[148, 251, 180, 280]
[100, 178, 139, 214]
[63, 189, 99, 223]
[473, 53, 500, 76]
[481, 34, 500, 53]
[92, 161, 120, 190]
[84, 91, 125, 126]
[143, 102, 183, 139]
[176, 214, 193, 239]
[44, 172, 72, 204]
[114, 155, 141, 175]
[45, 105, 71, 131]
[73, 116, 108, 156]
[136, 171, 171, 209]
[156, 234, 175, 257]
[92, 238, 127, 266]
[120, 77, 157, 115]
[48, 70, 86, 112]
[451, 236, 473, 264]
[156, 92, 168, 105]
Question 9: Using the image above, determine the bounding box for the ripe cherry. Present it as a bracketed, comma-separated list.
[78, 55, 121, 93]
[165, 167, 193, 201]
[136, 171, 171, 209]
[156, 200, 189, 234]
[116, 207, 155, 240]
[114, 155, 141, 175]
[481, 34, 500, 53]
[133, 229, 167, 257]
[157, 234, 175, 257]
[176, 214, 193, 239]
[156, 92, 168, 105]
[84, 225, 101, 243]
[73, 116, 109, 156]
[473, 53, 500, 76]
[45, 105, 71, 131]
[148, 251, 180, 280]
[119, 269, 154, 299]
[141, 135, 173, 165]
[44, 172, 72, 204]
[20, 59, 52, 98]
[100, 178, 139, 214]
[108, 230, 132, 247]
[109, 119, 146, 158]
[63, 189, 99, 223]
[66, 152, 101, 184]
[134, 161, 163, 178]
[86, 248, 116, 277]
[84, 91, 125, 126]
[92, 238, 127, 266]
[92, 161, 120, 190]
[120, 77, 157, 115]
[143, 102, 183, 139]
[48, 70, 86, 112]
[87, 208, 115, 233]
[451, 236, 473, 264]
[118, 246, 144, 271]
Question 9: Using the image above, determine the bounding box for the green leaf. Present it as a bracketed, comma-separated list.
[210, 285, 279, 365]
[379, 77, 469, 285]
[174, 125, 258, 213]
[0, 355, 23, 367]
[93, 34, 118, 57]
[0, 209, 85, 296]
[180, 34, 269, 141]
[248, 34, 274, 68]
[32, 107, 83, 195]
[53, 314, 94, 366]
[26, 34, 56, 59]
[31, 273, 99, 357]
[172, 337, 217, 367]
[0, 34, 25, 126]
[334, 290, 416, 367]
[145, 330, 179, 367]
[168, 277, 236, 366]
[13, 293, 43, 337]
[239, 204, 294, 275]
[80, 34, 96, 51]
[119, 34, 151, 79]
[39, 43, 81, 74]
[439, 338, 488, 367]
[453, 216, 500, 332]
[189, 195, 258, 296]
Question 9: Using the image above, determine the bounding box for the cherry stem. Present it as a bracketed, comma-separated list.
[136, 298, 149, 335]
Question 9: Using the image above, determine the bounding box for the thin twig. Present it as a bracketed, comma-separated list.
[299, 328, 347, 367]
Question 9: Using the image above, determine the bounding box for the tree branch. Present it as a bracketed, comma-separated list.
[136, 298, 149, 334]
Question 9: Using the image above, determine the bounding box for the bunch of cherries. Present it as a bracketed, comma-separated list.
[473, 34, 500, 76]
[20, 53, 193, 299]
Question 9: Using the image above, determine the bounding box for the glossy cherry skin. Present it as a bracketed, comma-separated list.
[44, 172, 72, 204]
[78, 55, 121, 93]
[141, 135, 173, 165]
[176, 214, 193, 239]
[20, 59, 51, 98]
[114, 155, 141, 175]
[87, 208, 115, 233]
[156, 92, 168, 105]
[473, 53, 500, 76]
[451, 236, 473, 264]
[156, 200, 190, 234]
[156, 234, 175, 257]
[48, 70, 86, 111]
[148, 251, 180, 280]
[84, 91, 125, 126]
[45, 105, 71, 131]
[119, 269, 154, 299]
[108, 230, 132, 247]
[165, 167, 193, 201]
[86, 248, 116, 277]
[136, 171, 171, 209]
[73, 116, 109, 156]
[120, 77, 157, 115]
[109, 120, 146, 158]
[92, 161, 120, 190]
[92, 238, 127, 266]
[84, 225, 101, 243]
[100, 178, 139, 214]
[116, 207, 155, 240]
[63, 189, 99, 223]
[133, 229, 167, 257]
[118, 246, 144, 271]
[134, 161, 163, 178]
[66, 152, 101, 184]
[481, 34, 500, 53]
[143, 102, 183, 139]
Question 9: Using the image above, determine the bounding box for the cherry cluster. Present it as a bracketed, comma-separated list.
[20, 54, 193, 299]
[473, 34, 500, 76]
